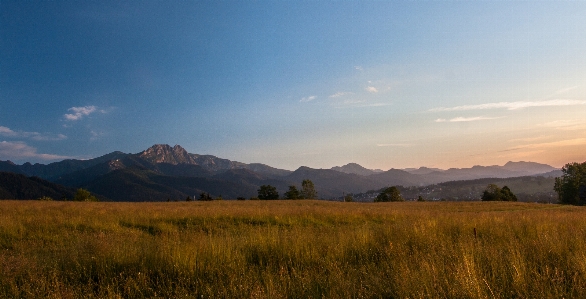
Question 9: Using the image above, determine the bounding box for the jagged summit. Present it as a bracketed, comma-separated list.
[139, 144, 244, 170]
[139, 144, 196, 165]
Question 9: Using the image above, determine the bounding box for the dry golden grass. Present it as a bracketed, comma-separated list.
[1, 200, 585, 298]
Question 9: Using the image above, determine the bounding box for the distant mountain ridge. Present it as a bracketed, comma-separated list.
[331, 163, 383, 176]
[330, 161, 558, 184]
[0, 144, 560, 201]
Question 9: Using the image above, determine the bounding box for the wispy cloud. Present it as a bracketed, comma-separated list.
[329, 92, 352, 98]
[334, 101, 392, 109]
[508, 135, 552, 143]
[0, 141, 71, 161]
[90, 130, 106, 141]
[506, 138, 586, 151]
[300, 96, 317, 103]
[536, 119, 586, 131]
[555, 86, 578, 94]
[365, 86, 378, 93]
[0, 126, 67, 141]
[429, 99, 586, 112]
[64, 105, 99, 121]
[354, 66, 363, 71]
[377, 143, 413, 147]
[435, 116, 501, 122]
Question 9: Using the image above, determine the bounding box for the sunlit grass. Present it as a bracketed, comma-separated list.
[1, 200, 585, 298]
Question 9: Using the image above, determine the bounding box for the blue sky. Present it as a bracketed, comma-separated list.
[1, 1, 585, 170]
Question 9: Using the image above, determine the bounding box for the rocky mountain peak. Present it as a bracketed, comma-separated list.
[139, 144, 196, 165]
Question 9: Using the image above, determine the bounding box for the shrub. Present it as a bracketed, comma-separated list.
[73, 188, 98, 202]
[481, 184, 517, 201]
[258, 185, 279, 200]
[344, 194, 354, 202]
[375, 186, 404, 202]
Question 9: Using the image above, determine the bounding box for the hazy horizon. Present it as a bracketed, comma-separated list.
[2, 1, 585, 170]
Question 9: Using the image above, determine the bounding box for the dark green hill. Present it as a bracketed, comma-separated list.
[0, 172, 75, 200]
[82, 167, 256, 201]
[285, 166, 381, 198]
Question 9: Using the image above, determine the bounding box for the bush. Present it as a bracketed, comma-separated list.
[73, 189, 99, 202]
[481, 184, 517, 201]
[199, 193, 213, 201]
[284, 185, 302, 200]
[258, 185, 279, 200]
[375, 186, 404, 202]
[344, 194, 354, 202]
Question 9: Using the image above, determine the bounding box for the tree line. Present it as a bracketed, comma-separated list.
[34, 161, 586, 204]
[257, 179, 317, 200]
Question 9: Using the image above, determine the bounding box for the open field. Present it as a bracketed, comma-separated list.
[1, 200, 586, 298]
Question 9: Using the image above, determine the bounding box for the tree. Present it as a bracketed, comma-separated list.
[554, 161, 586, 204]
[500, 186, 517, 202]
[417, 195, 425, 202]
[481, 184, 501, 201]
[199, 192, 213, 201]
[375, 186, 404, 202]
[344, 193, 354, 202]
[481, 184, 517, 201]
[284, 185, 302, 200]
[301, 179, 317, 199]
[73, 188, 98, 202]
[258, 185, 279, 200]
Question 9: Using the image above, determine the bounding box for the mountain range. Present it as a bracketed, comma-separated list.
[0, 144, 560, 201]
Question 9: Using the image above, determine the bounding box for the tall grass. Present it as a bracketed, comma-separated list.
[1, 200, 586, 298]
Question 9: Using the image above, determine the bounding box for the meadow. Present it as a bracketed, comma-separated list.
[1, 200, 586, 298]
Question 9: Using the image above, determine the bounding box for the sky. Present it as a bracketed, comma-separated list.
[1, 1, 586, 171]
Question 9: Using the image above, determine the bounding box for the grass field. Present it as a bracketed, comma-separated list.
[1, 200, 586, 298]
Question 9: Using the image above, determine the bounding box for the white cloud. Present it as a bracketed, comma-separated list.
[0, 141, 71, 161]
[436, 116, 501, 122]
[428, 99, 586, 112]
[0, 125, 67, 141]
[365, 86, 378, 93]
[300, 96, 317, 103]
[0, 126, 18, 137]
[64, 105, 98, 121]
[354, 66, 363, 71]
[329, 92, 352, 98]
